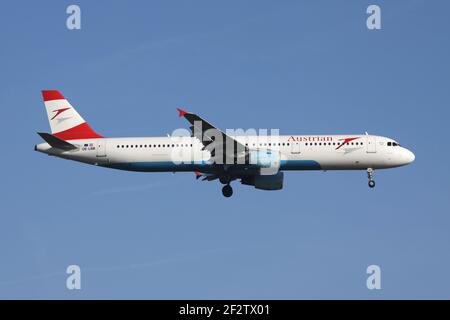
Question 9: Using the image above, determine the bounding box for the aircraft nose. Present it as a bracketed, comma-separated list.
[404, 149, 415, 164]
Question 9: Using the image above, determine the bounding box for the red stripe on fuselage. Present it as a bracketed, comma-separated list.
[53, 122, 103, 140]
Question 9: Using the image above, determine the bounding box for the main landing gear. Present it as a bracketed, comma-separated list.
[222, 184, 233, 198]
[367, 168, 376, 188]
[219, 174, 233, 197]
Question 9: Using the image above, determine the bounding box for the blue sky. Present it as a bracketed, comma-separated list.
[0, 0, 449, 299]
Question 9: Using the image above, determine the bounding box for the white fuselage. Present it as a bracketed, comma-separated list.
[35, 134, 415, 173]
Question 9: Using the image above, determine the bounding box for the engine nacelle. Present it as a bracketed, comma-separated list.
[248, 150, 280, 175]
[241, 172, 284, 190]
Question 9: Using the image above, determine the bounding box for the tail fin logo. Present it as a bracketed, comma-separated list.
[51, 107, 71, 120]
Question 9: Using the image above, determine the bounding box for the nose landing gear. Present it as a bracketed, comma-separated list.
[222, 184, 233, 197]
[367, 168, 375, 188]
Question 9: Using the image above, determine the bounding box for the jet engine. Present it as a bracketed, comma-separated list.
[241, 172, 284, 190]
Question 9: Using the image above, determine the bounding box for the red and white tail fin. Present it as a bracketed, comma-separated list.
[41, 90, 103, 140]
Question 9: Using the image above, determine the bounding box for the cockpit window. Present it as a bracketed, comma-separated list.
[387, 142, 392, 146]
[388, 141, 400, 147]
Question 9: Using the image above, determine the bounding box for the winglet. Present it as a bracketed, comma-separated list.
[194, 171, 202, 180]
[177, 108, 187, 117]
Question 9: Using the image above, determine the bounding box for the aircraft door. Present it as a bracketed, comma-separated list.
[290, 141, 301, 155]
[366, 136, 377, 153]
[97, 139, 107, 157]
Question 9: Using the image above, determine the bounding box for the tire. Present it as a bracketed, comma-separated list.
[368, 180, 376, 188]
[222, 185, 233, 197]
[219, 175, 231, 185]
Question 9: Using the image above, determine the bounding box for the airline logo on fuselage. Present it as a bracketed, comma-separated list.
[288, 136, 362, 150]
[335, 137, 361, 150]
[287, 136, 334, 142]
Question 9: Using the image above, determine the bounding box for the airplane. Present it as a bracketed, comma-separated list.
[35, 90, 415, 197]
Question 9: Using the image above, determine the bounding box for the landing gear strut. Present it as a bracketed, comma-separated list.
[367, 168, 375, 188]
[222, 184, 233, 198]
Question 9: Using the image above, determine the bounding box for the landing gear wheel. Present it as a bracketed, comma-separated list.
[367, 168, 375, 189]
[219, 175, 231, 185]
[222, 184, 233, 198]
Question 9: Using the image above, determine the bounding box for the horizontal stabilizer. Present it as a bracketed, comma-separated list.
[37, 132, 78, 151]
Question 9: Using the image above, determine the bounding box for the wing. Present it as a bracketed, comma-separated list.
[177, 108, 247, 164]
